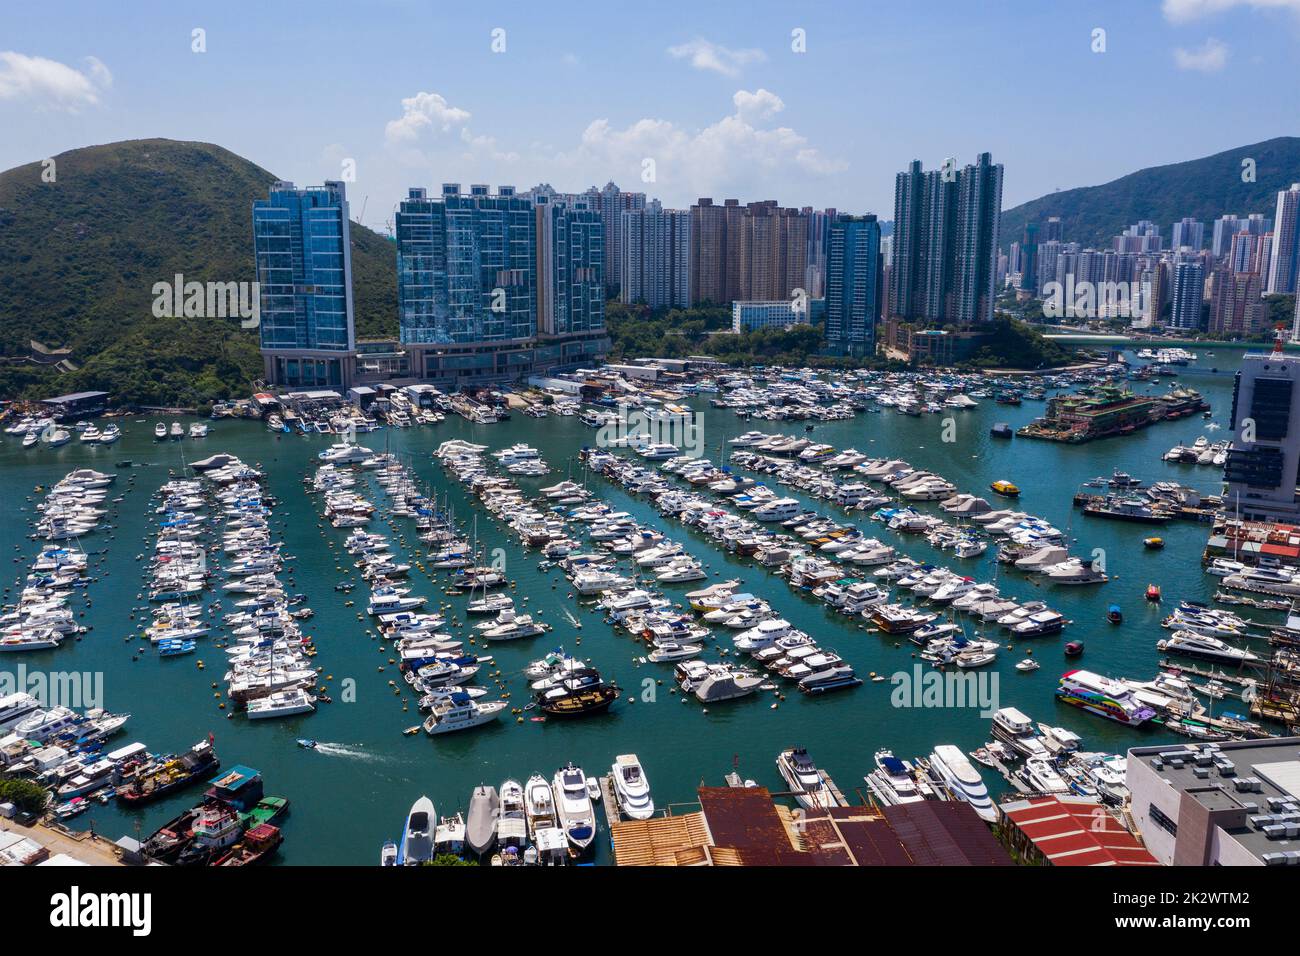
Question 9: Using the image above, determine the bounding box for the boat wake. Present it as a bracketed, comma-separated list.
[310, 742, 387, 762]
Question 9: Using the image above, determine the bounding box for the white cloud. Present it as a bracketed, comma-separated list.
[1162, 0, 1300, 21]
[0, 51, 111, 110]
[559, 88, 846, 201]
[384, 91, 471, 143]
[1174, 38, 1229, 71]
[666, 38, 766, 77]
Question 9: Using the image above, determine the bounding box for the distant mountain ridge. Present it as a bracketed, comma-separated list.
[999, 136, 1300, 250]
[0, 138, 396, 407]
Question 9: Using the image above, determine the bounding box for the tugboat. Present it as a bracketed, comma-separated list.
[1107, 604, 1123, 625]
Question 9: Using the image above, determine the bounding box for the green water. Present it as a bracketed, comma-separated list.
[0, 352, 1259, 864]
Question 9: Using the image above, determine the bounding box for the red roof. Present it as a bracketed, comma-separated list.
[1002, 796, 1159, 866]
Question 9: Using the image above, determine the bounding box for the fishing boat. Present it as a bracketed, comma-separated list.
[1107, 604, 1123, 624]
[399, 795, 435, 865]
[212, 823, 282, 866]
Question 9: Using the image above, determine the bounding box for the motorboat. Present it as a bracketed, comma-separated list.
[864, 750, 931, 806]
[399, 795, 435, 865]
[775, 747, 845, 810]
[466, 785, 500, 857]
[611, 754, 654, 820]
[1156, 631, 1258, 665]
[928, 744, 997, 822]
[422, 692, 507, 734]
[524, 773, 560, 843]
[552, 763, 597, 854]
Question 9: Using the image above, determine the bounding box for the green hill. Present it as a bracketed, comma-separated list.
[1000, 136, 1300, 250]
[0, 138, 397, 407]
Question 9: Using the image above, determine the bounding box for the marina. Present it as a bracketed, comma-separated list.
[2, 349, 1298, 865]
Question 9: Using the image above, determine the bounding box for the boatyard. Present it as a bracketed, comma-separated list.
[2, 349, 1299, 866]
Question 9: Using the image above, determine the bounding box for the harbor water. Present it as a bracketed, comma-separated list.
[0, 351, 1257, 864]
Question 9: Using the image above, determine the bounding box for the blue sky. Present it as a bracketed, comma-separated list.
[2, 0, 1297, 231]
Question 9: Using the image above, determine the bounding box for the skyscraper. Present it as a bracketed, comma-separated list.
[889, 153, 1002, 326]
[253, 180, 356, 388]
[393, 184, 606, 384]
[1266, 183, 1300, 294]
[1168, 259, 1206, 331]
[1171, 217, 1204, 251]
[587, 182, 645, 295]
[737, 201, 810, 302]
[1224, 344, 1300, 521]
[689, 198, 743, 305]
[824, 214, 881, 356]
[395, 184, 536, 347]
[1209, 267, 1264, 337]
[620, 200, 691, 309]
[535, 194, 604, 338]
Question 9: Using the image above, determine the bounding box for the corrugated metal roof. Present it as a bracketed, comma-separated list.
[1002, 796, 1159, 867]
[882, 801, 1013, 866]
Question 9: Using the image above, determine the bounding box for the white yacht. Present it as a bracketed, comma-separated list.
[552, 763, 597, 853]
[750, 497, 802, 522]
[245, 688, 316, 719]
[991, 707, 1049, 759]
[1156, 631, 1259, 664]
[318, 442, 374, 464]
[928, 744, 997, 823]
[611, 754, 654, 820]
[864, 750, 929, 806]
[775, 747, 846, 810]
[422, 692, 507, 734]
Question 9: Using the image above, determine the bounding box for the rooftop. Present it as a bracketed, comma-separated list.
[1001, 795, 1160, 866]
[1130, 736, 1300, 864]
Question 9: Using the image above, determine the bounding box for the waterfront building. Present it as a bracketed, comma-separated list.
[1266, 183, 1300, 294]
[1127, 737, 1300, 866]
[620, 201, 691, 309]
[999, 796, 1159, 866]
[1224, 346, 1300, 521]
[253, 180, 356, 388]
[393, 184, 606, 387]
[823, 213, 882, 356]
[731, 298, 824, 332]
[1168, 259, 1206, 331]
[889, 152, 1003, 327]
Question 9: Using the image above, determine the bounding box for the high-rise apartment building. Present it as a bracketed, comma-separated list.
[889, 152, 1003, 326]
[253, 180, 356, 388]
[392, 184, 605, 385]
[1168, 258, 1206, 331]
[1224, 345, 1300, 521]
[689, 198, 744, 305]
[1171, 217, 1204, 251]
[586, 182, 645, 295]
[1266, 183, 1300, 294]
[1209, 267, 1265, 337]
[688, 198, 809, 305]
[619, 200, 691, 309]
[824, 214, 881, 356]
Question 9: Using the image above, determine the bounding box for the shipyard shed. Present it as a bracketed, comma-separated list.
[999, 795, 1159, 866]
[610, 786, 1011, 866]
